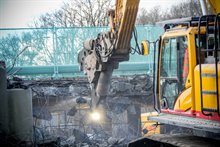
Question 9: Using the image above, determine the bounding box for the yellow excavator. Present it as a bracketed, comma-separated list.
[78, 0, 220, 146]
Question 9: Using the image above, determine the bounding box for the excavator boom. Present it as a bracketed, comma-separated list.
[78, 0, 140, 107]
[113, 0, 140, 55]
[200, 0, 220, 15]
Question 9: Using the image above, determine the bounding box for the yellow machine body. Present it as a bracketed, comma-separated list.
[159, 23, 220, 121]
[141, 112, 160, 136]
[194, 64, 220, 114]
[208, 0, 220, 14]
[160, 27, 197, 112]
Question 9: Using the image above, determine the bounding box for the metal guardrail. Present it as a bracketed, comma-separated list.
[9, 62, 152, 78]
[0, 25, 163, 78]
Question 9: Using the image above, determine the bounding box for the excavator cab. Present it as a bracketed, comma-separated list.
[148, 15, 220, 135]
[129, 15, 220, 147]
[160, 36, 188, 110]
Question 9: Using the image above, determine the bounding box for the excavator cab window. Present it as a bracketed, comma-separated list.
[160, 36, 188, 109]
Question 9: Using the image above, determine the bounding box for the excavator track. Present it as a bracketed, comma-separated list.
[128, 134, 220, 147]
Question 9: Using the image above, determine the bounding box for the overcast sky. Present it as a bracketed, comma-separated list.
[0, 0, 187, 28]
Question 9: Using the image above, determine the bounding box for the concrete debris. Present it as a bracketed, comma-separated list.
[81, 144, 89, 147]
[108, 137, 118, 145]
[127, 105, 137, 115]
[7, 76, 28, 89]
[107, 102, 129, 114]
[30, 80, 90, 98]
[34, 127, 44, 142]
[107, 137, 127, 147]
[30, 75, 152, 99]
[110, 81, 133, 93]
[76, 97, 87, 104]
[67, 106, 77, 116]
[39, 128, 128, 147]
[69, 85, 89, 96]
[118, 138, 125, 144]
[33, 106, 52, 120]
[26, 75, 153, 146]
[65, 135, 76, 145]
[98, 142, 108, 147]
[72, 129, 90, 144]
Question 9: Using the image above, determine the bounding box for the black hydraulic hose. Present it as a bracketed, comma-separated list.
[214, 13, 220, 116]
[153, 40, 160, 112]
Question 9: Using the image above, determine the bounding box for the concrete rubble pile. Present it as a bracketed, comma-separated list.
[21, 75, 153, 146]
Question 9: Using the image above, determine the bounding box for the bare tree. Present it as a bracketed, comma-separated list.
[166, 0, 202, 19]
[137, 6, 162, 25]
[32, 0, 113, 28]
[137, 0, 202, 25]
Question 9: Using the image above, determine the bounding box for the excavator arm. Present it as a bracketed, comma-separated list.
[200, 0, 220, 15]
[78, 0, 140, 108]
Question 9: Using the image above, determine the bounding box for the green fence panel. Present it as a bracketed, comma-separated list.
[0, 25, 163, 78]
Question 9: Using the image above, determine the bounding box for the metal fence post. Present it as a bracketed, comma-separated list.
[53, 27, 58, 78]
